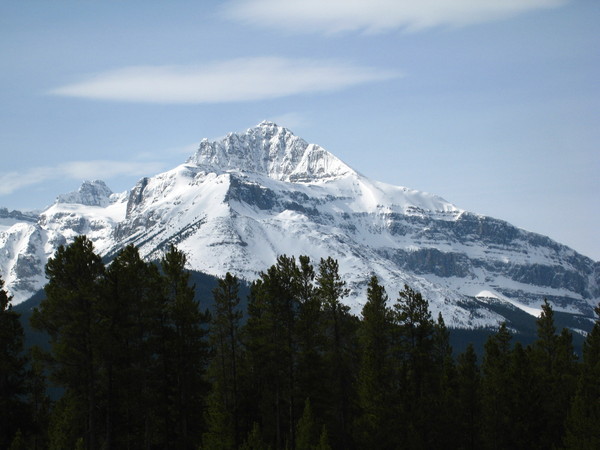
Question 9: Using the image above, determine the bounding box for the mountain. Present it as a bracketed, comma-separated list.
[1, 121, 598, 331]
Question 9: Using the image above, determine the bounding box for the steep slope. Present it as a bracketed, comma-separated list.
[0, 181, 127, 303]
[1, 122, 598, 330]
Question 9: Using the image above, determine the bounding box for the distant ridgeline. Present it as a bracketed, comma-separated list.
[4, 237, 600, 449]
[0, 207, 38, 222]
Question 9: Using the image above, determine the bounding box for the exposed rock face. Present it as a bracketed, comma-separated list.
[56, 180, 114, 207]
[0, 122, 597, 330]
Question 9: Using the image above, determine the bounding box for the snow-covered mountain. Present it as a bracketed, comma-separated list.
[2, 121, 598, 329]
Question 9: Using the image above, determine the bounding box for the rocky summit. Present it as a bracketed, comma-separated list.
[1, 122, 598, 330]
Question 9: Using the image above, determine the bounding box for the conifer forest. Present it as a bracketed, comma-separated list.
[1, 235, 599, 449]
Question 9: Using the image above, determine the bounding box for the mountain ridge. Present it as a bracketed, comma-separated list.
[188, 120, 354, 182]
[1, 122, 597, 331]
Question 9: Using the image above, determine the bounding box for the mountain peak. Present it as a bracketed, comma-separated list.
[257, 120, 279, 127]
[188, 121, 353, 182]
[56, 180, 113, 207]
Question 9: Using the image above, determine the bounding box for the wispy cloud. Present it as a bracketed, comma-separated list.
[223, 0, 568, 34]
[49, 57, 398, 104]
[0, 160, 165, 196]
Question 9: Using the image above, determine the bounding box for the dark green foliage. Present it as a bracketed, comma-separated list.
[244, 255, 302, 448]
[8, 429, 26, 450]
[203, 272, 244, 449]
[529, 299, 579, 448]
[295, 399, 318, 450]
[316, 257, 357, 449]
[481, 323, 514, 450]
[564, 302, 600, 449]
[0, 277, 33, 448]
[355, 276, 396, 449]
[12, 239, 598, 449]
[392, 284, 437, 448]
[507, 342, 539, 448]
[294, 256, 327, 419]
[25, 353, 50, 449]
[429, 313, 459, 447]
[31, 235, 105, 449]
[316, 426, 332, 450]
[240, 422, 270, 450]
[98, 244, 162, 448]
[455, 344, 481, 450]
[159, 245, 211, 448]
[31, 238, 210, 449]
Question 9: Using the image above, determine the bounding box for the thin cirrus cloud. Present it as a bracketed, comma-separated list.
[223, 0, 568, 33]
[0, 160, 165, 196]
[50, 57, 399, 104]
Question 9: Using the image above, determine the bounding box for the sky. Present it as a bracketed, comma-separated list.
[1, 0, 599, 260]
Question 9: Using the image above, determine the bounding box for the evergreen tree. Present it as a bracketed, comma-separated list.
[564, 302, 600, 448]
[25, 351, 50, 450]
[294, 256, 327, 423]
[159, 244, 210, 449]
[202, 386, 235, 450]
[244, 255, 303, 449]
[8, 429, 26, 450]
[530, 299, 578, 448]
[0, 276, 32, 448]
[429, 313, 458, 448]
[316, 426, 332, 450]
[480, 322, 513, 450]
[98, 244, 162, 448]
[295, 398, 318, 450]
[455, 344, 481, 450]
[31, 235, 105, 450]
[392, 284, 436, 448]
[355, 275, 396, 449]
[508, 342, 539, 448]
[241, 422, 270, 450]
[204, 272, 244, 449]
[47, 389, 83, 449]
[316, 257, 357, 449]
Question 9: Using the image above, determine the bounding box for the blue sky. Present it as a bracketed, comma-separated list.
[1, 0, 599, 259]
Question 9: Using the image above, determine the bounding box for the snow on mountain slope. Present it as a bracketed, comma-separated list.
[0, 181, 127, 303]
[189, 120, 353, 182]
[1, 122, 598, 330]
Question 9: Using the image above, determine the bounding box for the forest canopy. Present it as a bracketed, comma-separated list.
[1, 235, 599, 449]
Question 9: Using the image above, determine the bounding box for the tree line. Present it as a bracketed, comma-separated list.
[1, 235, 599, 449]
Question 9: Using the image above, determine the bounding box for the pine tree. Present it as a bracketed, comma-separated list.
[429, 313, 458, 448]
[508, 342, 538, 448]
[530, 299, 578, 448]
[0, 276, 32, 448]
[480, 322, 513, 450]
[315, 426, 332, 450]
[25, 351, 50, 450]
[244, 255, 303, 449]
[241, 422, 270, 450]
[31, 236, 105, 450]
[98, 244, 161, 448]
[455, 344, 481, 450]
[202, 387, 235, 450]
[204, 272, 243, 448]
[294, 256, 327, 423]
[564, 302, 600, 448]
[316, 257, 357, 449]
[159, 244, 210, 449]
[355, 275, 396, 449]
[392, 284, 435, 448]
[8, 429, 26, 450]
[295, 398, 318, 450]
